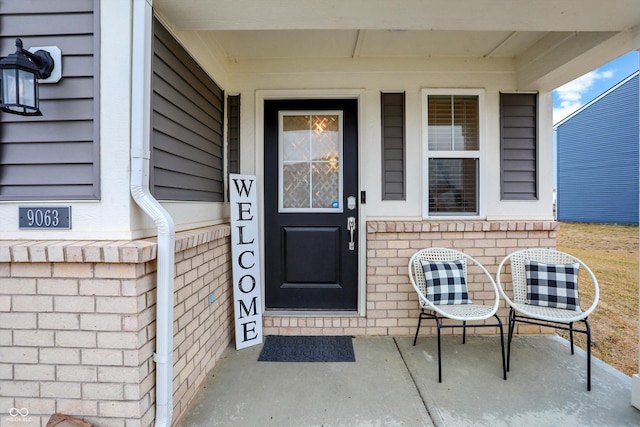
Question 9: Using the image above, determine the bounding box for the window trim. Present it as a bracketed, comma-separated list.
[421, 88, 486, 219]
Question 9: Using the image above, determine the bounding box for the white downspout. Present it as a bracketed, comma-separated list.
[130, 0, 176, 426]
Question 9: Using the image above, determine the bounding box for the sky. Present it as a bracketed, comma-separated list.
[553, 51, 639, 124]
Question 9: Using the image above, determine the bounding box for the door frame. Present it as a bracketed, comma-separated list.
[255, 89, 366, 315]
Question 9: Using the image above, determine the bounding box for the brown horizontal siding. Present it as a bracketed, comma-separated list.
[152, 18, 225, 202]
[1, 13, 94, 36]
[0, 0, 99, 201]
[0, 1, 93, 14]
[1, 142, 92, 164]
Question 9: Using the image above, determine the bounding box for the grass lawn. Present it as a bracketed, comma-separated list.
[556, 222, 638, 376]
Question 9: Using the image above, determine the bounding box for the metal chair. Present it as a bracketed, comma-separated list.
[408, 247, 507, 382]
[496, 248, 600, 390]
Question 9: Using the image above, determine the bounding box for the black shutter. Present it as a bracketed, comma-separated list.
[381, 92, 406, 200]
[227, 95, 240, 175]
[500, 93, 538, 200]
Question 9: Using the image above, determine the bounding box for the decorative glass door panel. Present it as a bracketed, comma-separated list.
[279, 112, 343, 212]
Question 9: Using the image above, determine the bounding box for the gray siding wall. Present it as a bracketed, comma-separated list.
[557, 73, 639, 225]
[381, 92, 406, 200]
[152, 18, 225, 202]
[500, 93, 538, 200]
[0, 0, 100, 200]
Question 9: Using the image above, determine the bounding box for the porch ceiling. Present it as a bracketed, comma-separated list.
[154, 0, 640, 90]
[199, 29, 549, 60]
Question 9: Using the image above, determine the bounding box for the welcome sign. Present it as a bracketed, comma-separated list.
[229, 174, 263, 350]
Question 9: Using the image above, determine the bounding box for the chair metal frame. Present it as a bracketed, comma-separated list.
[408, 247, 507, 383]
[496, 248, 600, 391]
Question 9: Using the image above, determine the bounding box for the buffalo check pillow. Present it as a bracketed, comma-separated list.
[525, 260, 580, 310]
[420, 259, 472, 305]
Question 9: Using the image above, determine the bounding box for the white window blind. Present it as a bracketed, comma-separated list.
[426, 94, 481, 215]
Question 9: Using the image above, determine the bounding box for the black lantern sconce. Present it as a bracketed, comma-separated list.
[0, 38, 60, 116]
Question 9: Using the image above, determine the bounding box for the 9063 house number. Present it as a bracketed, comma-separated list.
[19, 206, 71, 229]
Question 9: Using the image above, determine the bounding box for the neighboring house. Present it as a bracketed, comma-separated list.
[0, 1, 639, 426]
[556, 72, 640, 225]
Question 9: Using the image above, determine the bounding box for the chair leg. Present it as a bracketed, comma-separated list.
[585, 318, 592, 391]
[436, 316, 442, 383]
[569, 321, 575, 355]
[462, 320, 467, 344]
[494, 314, 507, 380]
[413, 310, 424, 346]
[506, 308, 515, 372]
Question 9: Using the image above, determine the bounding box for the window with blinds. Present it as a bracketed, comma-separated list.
[425, 93, 481, 216]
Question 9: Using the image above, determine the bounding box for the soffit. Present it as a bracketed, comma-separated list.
[153, 0, 640, 32]
[153, 0, 640, 87]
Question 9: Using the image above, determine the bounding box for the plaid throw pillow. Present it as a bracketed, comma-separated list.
[525, 260, 580, 310]
[420, 259, 472, 305]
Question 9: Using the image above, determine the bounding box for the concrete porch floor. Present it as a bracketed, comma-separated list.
[177, 335, 640, 427]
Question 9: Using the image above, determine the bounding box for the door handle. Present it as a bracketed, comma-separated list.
[347, 217, 356, 251]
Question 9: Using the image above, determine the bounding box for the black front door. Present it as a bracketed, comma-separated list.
[264, 99, 359, 310]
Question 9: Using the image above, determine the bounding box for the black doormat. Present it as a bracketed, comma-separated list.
[258, 335, 355, 362]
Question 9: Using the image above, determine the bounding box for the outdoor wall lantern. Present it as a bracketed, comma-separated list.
[0, 38, 61, 116]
